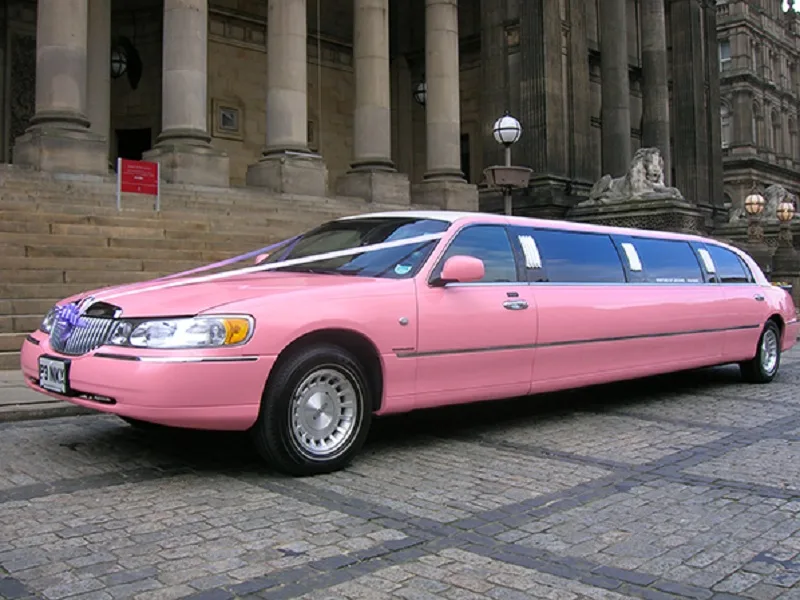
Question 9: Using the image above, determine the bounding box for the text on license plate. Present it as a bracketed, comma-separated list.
[39, 357, 68, 394]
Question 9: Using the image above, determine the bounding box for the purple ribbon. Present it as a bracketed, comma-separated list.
[54, 304, 88, 342]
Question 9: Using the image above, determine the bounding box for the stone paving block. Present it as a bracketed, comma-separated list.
[480, 413, 725, 465]
[301, 437, 611, 522]
[295, 549, 639, 599]
[1, 348, 799, 600]
[684, 439, 800, 492]
[0, 475, 403, 598]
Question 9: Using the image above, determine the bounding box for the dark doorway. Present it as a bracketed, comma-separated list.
[116, 128, 152, 162]
[460, 133, 471, 182]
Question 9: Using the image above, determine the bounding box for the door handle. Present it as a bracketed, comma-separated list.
[503, 300, 529, 310]
[754, 294, 765, 302]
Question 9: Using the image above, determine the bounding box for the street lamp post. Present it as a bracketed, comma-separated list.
[772, 198, 798, 299]
[483, 112, 531, 216]
[743, 187, 773, 275]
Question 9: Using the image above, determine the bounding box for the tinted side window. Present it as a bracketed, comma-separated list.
[527, 229, 626, 283]
[433, 224, 520, 283]
[630, 238, 703, 283]
[706, 245, 753, 283]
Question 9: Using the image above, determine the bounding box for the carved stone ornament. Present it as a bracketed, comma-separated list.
[728, 184, 799, 223]
[578, 147, 684, 207]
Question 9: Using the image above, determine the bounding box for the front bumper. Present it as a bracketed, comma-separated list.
[20, 332, 275, 430]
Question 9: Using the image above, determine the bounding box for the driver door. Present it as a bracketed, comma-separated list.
[412, 223, 538, 409]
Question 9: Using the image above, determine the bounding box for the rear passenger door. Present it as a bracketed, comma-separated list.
[508, 226, 653, 391]
[693, 242, 768, 361]
[611, 234, 728, 365]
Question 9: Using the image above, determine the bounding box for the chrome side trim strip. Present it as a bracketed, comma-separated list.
[787, 318, 798, 325]
[93, 353, 259, 364]
[397, 323, 762, 359]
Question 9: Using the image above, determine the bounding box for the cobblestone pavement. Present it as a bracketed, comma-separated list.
[2, 348, 800, 600]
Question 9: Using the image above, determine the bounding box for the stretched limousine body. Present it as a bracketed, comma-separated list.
[20, 210, 798, 475]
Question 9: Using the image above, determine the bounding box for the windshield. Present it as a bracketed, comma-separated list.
[259, 217, 451, 278]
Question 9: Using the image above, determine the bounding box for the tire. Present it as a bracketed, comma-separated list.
[739, 320, 782, 384]
[250, 343, 372, 476]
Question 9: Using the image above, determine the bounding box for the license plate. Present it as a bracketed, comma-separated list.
[38, 356, 69, 394]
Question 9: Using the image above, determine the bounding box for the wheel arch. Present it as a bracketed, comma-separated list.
[767, 313, 785, 340]
[264, 328, 385, 413]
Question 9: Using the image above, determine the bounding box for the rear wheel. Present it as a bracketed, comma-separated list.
[739, 320, 782, 383]
[250, 343, 372, 476]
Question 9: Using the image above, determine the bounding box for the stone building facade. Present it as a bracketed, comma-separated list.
[0, 0, 724, 221]
[717, 0, 800, 211]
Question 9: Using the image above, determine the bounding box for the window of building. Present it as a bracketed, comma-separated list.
[790, 118, 798, 160]
[522, 228, 626, 284]
[432, 224, 520, 283]
[721, 104, 732, 148]
[625, 238, 704, 284]
[705, 244, 753, 283]
[772, 110, 782, 153]
[719, 40, 731, 70]
[752, 102, 762, 146]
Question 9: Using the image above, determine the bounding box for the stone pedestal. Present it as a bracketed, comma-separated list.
[412, 180, 479, 212]
[14, 125, 108, 176]
[336, 170, 410, 204]
[246, 152, 328, 197]
[143, 140, 230, 188]
[13, 0, 108, 176]
[146, 0, 230, 187]
[568, 198, 711, 234]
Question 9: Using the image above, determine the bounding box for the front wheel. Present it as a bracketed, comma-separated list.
[739, 320, 782, 383]
[250, 343, 372, 476]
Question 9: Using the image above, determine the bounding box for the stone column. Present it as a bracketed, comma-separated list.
[86, 0, 110, 163]
[413, 0, 478, 210]
[247, 0, 328, 197]
[12, 0, 107, 175]
[599, 0, 631, 176]
[143, 0, 229, 187]
[641, 0, 671, 185]
[337, 0, 410, 204]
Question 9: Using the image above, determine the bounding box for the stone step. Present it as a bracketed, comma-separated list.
[23, 243, 234, 263]
[0, 315, 41, 334]
[0, 208, 331, 236]
[0, 283, 110, 300]
[0, 333, 26, 353]
[2, 231, 259, 253]
[0, 269, 170, 285]
[0, 352, 20, 371]
[0, 299, 60, 317]
[0, 256, 146, 272]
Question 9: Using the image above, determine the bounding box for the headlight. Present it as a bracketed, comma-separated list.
[107, 316, 254, 349]
[39, 306, 58, 334]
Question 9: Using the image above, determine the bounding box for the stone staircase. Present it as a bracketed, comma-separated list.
[0, 167, 424, 370]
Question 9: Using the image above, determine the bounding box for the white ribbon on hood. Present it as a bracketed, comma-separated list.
[91, 232, 446, 304]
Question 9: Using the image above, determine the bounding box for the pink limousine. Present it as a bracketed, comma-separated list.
[20, 210, 798, 475]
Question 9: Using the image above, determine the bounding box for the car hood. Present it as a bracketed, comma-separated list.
[64, 272, 390, 318]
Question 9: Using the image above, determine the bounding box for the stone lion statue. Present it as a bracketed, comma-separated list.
[727, 183, 798, 223]
[579, 147, 684, 206]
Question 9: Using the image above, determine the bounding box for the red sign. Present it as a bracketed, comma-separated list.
[118, 158, 159, 195]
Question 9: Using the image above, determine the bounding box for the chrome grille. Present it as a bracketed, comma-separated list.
[50, 316, 116, 356]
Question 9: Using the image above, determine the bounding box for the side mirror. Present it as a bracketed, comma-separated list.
[437, 255, 485, 285]
[254, 252, 270, 264]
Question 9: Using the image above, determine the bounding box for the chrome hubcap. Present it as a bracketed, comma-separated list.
[761, 329, 779, 374]
[290, 367, 358, 458]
